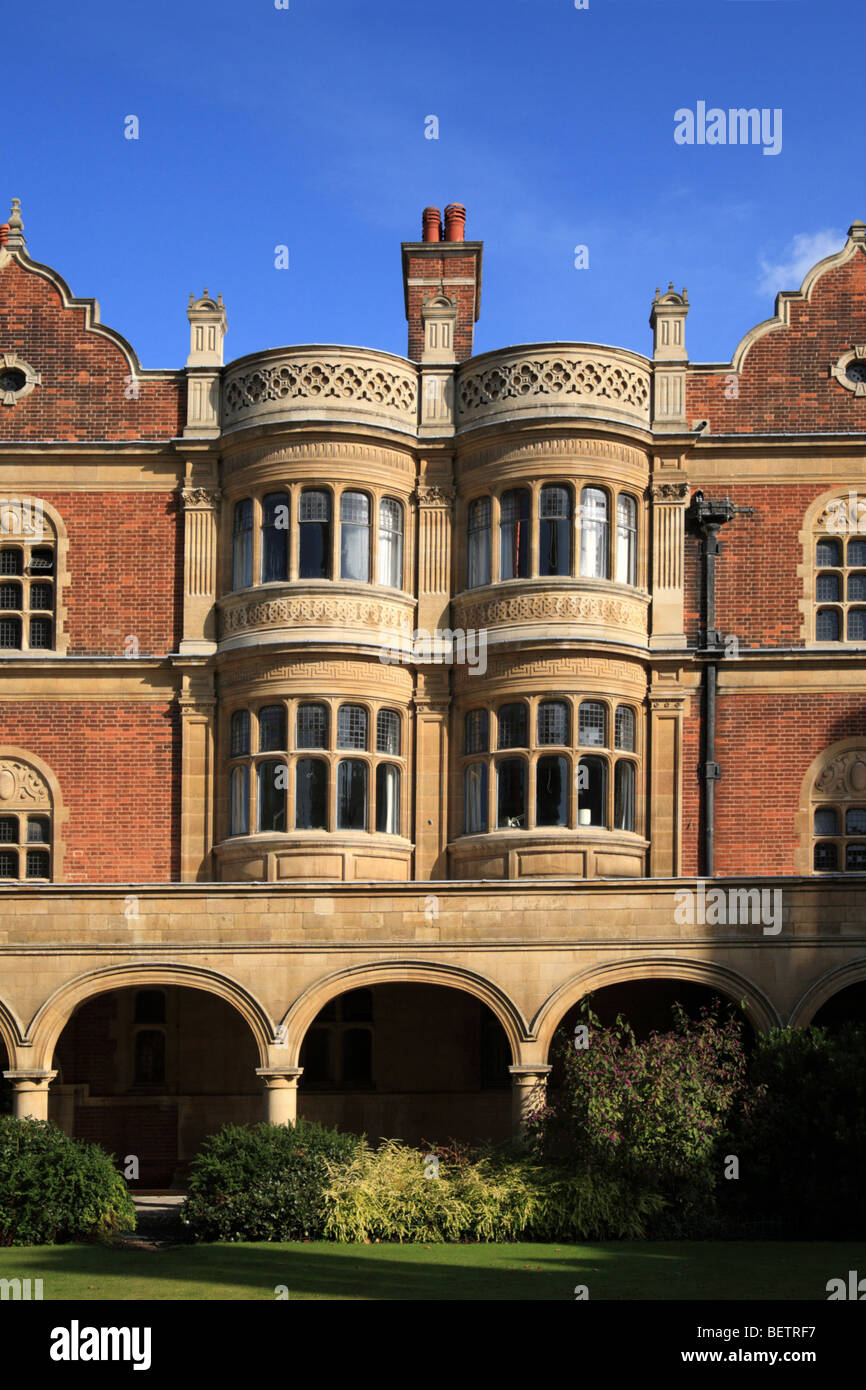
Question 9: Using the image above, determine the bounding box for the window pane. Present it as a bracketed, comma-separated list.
[258, 705, 286, 752]
[296, 703, 328, 749]
[258, 760, 287, 832]
[232, 499, 253, 589]
[295, 758, 327, 830]
[377, 498, 403, 588]
[0, 549, 23, 575]
[497, 758, 526, 828]
[848, 573, 866, 601]
[497, 702, 527, 749]
[230, 767, 249, 835]
[847, 609, 866, 641]
[29, 549, 54, 573]
[0, 850, 17, 878]
[375, 764, 401, 834]
[816, 538, 841, 567]
[0, 617, 21, 648]
[816, 572, 840, 601]
[499, 489, 530, 580]
[337, 705, 368, 750]
[537, 701, 568, 745]
[464, 763, 488, 833]
[299, 489, 331, 579]
[467, 497, 491, 588]
[816, 608, 840, 640]
[615, 706, 635, 751]
[814, 841, 837, 871]
[614, 760, 635, 831]
[29, 618, 52, 649]
[580, 488, 609, 578]
[0, 582, 21, 608]
[134, 1031, 165, 1085]
[578, 701, 606, 746]
[846, 842, 866, 870]
[25, 849, 49, 878]
[616, 494, 637, 585]
[536, 754, 568, 827]
[26, 816, 49, 843]
[231, 710, 250, 757]
[848, 539, 866, 567]
[337, 759, 367, 830]
[577, 755, 607, 827]
[539, 486, 571, 577]
[376, 709, 401, 755]
[846, 808, 866, 835]
[814, 807, 838, 834]
[465, 709, 489, 754]
[29, 582, 52, 610]
[261, 492, 289, 583]
[340, 491, 370, 581]
[0, 817, 16, 842]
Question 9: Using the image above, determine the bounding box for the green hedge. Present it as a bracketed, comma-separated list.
[0, 1117, 136, 1245]
[181, 1118, 361, 1242]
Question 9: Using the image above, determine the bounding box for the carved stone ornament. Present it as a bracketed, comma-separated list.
[220, 594, 413, 637]
[413, 483, 455, 507]
[814, 749, 866, 798]
[458, 353, 650, 417]
[223, 356, 417, 423]
[0, 352, 41, 407]
[830, 345, 866, 397]
[180, 486, 221, 509]
[0, 760, 50, 808]
[651, 480, 690, 502]
[454, 589, 647, 634]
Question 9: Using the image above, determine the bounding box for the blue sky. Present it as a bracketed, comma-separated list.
[3, 0, 862, 368]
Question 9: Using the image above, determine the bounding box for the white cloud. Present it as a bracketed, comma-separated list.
[757, 229, 844, 297]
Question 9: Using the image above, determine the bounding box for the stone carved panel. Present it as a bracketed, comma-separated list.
[223, 355, 417, 427]
[460, 436, 648, 474]
[454, 654, 645, 690]
[457, 352, 651, 426]
[222, 440, 415, 477]
[0, 760, 50, 808]
[651, 480, 690, 502]
[180, 486, 221, 509]
[453, 588, 647, 634]
[220, 594, 414, 638]
[814, 749, 866, 797]
[219, 658, 412, 690]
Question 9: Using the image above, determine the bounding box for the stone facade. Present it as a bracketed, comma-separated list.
[1, 202, 866, 1182]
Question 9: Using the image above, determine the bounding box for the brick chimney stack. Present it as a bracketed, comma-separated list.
[402, 203, 482, 362]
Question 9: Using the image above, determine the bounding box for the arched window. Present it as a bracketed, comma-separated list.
[537, 700, 569, 746]
[465, 709, 489, 754]
[0, 756, 57, 879]
[577, 755, 607, 826]
[578, 701, 606, 747]
[497, 758, 526, 828]
[258, 760, 287, 832]
[261, 492, 289, 583]
[229, 766, 249, 835]
[232, 499, 253, 589]
[340, 491, 370, 581]
[299, 489, 331, 579]
[338, 704, 368, 750]
[231, 709, 250, 758]
[0, 512, 58, 651]
[375, 764, 401, 834]
[536, 754, 568, 826]
[810, 748, 866, 871]
[297, 703, 328, 749]
[295, 758, 327, 830]
[615, 705, 635, 752]
[376, 709, 401, 755]
[337, 759, 367, 830]
[258, 705, 286, 752]
[614, 760, 636, 831]
[134, 1030, 166, 1086]
[580, 487, 609, 579]
[497, 702, 528, 749]
[499, 489, 530, 581]
[811, 516, 866, 643]
[464, 763, 488, 833]
[539, 485, 572, 577]
[377, 498, 403, 589]
[467, 497, 491, 588]
[616, 494, 637, 585]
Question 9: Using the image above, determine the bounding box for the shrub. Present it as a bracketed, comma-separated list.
[526, 999, 749, 1236]
[0, 1117, 135, 1246]
[322, 1139, 663, 1243]
[722, 1024, 866, 1238]
[181, 1118, 361, 1242]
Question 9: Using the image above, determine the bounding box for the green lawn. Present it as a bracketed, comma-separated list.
[0, 1241, 862, 1300]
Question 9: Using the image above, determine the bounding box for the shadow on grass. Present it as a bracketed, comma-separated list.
[2, 1241, 864, 1301]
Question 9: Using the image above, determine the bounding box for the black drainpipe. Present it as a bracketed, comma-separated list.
[687, 492, 753, 877]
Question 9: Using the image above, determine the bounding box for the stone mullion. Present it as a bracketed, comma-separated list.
[649, 476, 689, 650]
[647, 689, 686, 877]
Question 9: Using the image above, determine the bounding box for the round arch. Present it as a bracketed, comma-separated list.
[532, 956, 781, 1059]
[0, 995, 24, 1061]
[28, 962, 274, 1069]
[281, 960, 528, 1066]
[788, 958, 866, 1027]
[0, 744, 70, 879]
[794, 737, 866, 874]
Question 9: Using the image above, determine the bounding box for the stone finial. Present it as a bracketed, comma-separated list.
[5, 198, 25, 251]
[186, 289, 227, 367]
[650, 283, 689, 361]
[848, 221, 866, 244]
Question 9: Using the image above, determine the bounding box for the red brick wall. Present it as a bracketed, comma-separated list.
[404, 248, 480, 361]
[0, 702, 180, 881]
[687, 250, 866, 432]
[43, 490, 182, 655]
[0, 258, 184, 440]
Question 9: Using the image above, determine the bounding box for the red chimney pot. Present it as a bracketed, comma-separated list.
[422, 207, 442, 242]
[0, 224, 8, 247]
[444, 204, 466, 241]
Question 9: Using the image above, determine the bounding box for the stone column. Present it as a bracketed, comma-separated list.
[179, 479, 221, 655]
[257, 1069, 303, 1126]
[648, 683, 687, 877]
[509, 1065, 551, 1136]
[6, 1070, 57, 1121]
[178, 684, 216, 882]
[649, 476, 689, 649]
[412, 478, 455, 879]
